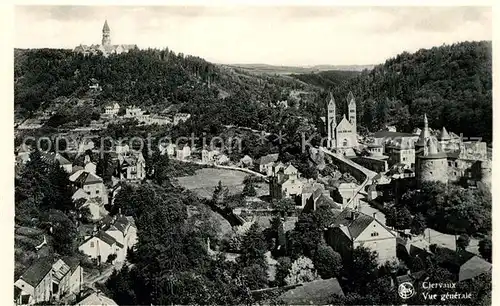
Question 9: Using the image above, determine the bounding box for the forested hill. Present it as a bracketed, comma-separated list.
[14, 48, 317, 117]
[291, 70, 361, 89]
[301, 41, 492, 142]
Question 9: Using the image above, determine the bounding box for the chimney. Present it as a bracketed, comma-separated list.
[93, 225, 98, 235]
[84, 155, 91, 164]
[350, 211, 356, 220]
[373, 212, 377, 219]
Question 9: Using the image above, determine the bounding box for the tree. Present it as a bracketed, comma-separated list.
[410, 212, 427, 235]
[385, 206, 412, 230]
[242, 182, 257, 197]
[285, 256, 319, 286]
[271, 198, 295, 218]
[456, 234, 470, 251]
[212, 181, 229, 207]
[343, 246, 379, 294]
[479, 237, 492, 262]
[275, 257, 292, 287]
[238, 223, 268, 268]
[312, 243, 342, 279]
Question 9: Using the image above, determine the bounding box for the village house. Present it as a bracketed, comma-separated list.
[255, 153, 279, 175]
[173, 113, 191, 125]
[331, 182, 359, 209]
[70, 171, 108, 205]
[116, 151, 146, 181]
[78, 215, 138, 264]
[296, 181, 330, 209]
[50, 257, 82, 301]
[14, 259, 53, 305]
[269, 164, 305, 199]
[161, 143, 177, 157]
[176, 145, 192, 161]
[124, 105, 144, 118]
[78, 230, 121, 265]
[40, 152, 73, 173]
[201, 149, 219, 164]
[239, 155, 253, 168]
[325, 209, 397, 265]
[104, 103, 120, 117]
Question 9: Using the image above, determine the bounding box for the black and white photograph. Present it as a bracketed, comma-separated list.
[12, 4, 493, 305]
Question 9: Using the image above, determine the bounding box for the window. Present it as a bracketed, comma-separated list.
[430, 172, 433, 175]
[371, 232, 379, 237]
[455, 162, 458, 167]
[90, 242, 95, 248]
[96, 190, 99, 194]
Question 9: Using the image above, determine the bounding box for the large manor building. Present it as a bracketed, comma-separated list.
[74, 20, 137, 57]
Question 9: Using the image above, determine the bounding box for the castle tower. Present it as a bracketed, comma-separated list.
[416, 137, 448, 186]
[102, 20, 111, 46]
[415, 114, 430, 153]
[347, 91, 357, 135]
[327, 92, 337, 148]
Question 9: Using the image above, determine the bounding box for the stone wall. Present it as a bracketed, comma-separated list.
[417, 158, 448, 185]
[352, 157, 388, 173]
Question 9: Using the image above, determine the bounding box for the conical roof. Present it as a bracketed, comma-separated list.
[427, 138, 438, 155]
[347, 91, 355, 105]
[437, 127, 451, 141]
[103, 20, 110, 32]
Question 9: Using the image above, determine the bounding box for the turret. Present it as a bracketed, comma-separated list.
[102, 20, 111, 46]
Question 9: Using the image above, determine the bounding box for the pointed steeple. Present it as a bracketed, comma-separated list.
[347, 91, 355, 105]
[328, 92, 335, 105]
[416, 114, 430, 147]
[103, 20, 110, 32]
[437, 127, 450, 141]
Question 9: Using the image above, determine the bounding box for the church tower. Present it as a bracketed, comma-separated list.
[102, 20, 111, 46]
[327, 92, 337, 148]
[347, 91, 357, 134]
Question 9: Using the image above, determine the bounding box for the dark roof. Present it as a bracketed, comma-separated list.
[19, 259, 53, 287]
[373, 131, 416, 138]
[62, 256, 81, 272]
[256, 153, 279, 165]
[279, 278, 344, 305]
[459, 256, 492, 282]
[331, 209, 394, 240]
[418, 152, 448, 159]
[74, 171, 103, 185]
[96, 231, 117, 246]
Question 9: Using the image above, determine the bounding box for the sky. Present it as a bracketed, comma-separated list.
[14, 6, 492, 66]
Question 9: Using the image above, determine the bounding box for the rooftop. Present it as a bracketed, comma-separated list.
[18, 259, 52, 287]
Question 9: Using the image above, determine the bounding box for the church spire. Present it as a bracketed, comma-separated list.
[103, 20, 110, 32]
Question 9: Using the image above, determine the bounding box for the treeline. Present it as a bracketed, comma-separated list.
[299, 41, 492, 142]
[291, 70, 360, 89]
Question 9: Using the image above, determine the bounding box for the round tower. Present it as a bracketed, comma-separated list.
[416, 138, 448, 186]
[480, 160, 491, 187]
[102, 20, 111, 46]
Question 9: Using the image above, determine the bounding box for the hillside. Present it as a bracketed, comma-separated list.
[299, 41, 492, 142]
[14, 48, 318, 118]
[223, 63, 373, 75]
[291, 70, 361, 89]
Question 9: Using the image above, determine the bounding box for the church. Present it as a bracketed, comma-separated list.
[74, 20, 138, 57]
[325, 91, 358, 156]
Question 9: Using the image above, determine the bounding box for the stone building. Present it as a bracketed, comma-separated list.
[325, 92, 358, 156]
[74, 20, 137, 57]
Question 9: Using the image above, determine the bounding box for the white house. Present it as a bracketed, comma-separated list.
[104, 103, 120, 116]
[78, 231, 121, 265]
[14, 260, 53, 305]
[255, 153, 279, 175]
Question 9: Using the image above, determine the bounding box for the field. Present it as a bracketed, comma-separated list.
[176, 168, 248, 199]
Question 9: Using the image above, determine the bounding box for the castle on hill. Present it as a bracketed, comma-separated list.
[324, 91, 358, 156]
[74, 20, 138, 57]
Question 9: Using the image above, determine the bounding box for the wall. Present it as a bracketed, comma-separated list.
[34, 272, 52, 304]
[417, 158, 448, 185]
[352, 157, 388, 173]
[325, 227, 353, 261]
[68, 266, 83, 295]
[354, 220, 397, 265]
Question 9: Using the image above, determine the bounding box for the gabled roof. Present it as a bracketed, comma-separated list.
[18, 259, 52, 287]
[52, 259, 71, 282]
[87, 231, 116, 246]
[330, 209, 395, 240]
[279, 278, 344, 305]
[336, 115, 352, 129]
[77, 292, 118, 306]
[256, 153, 279, 165]
[74, 171, 103, 185]
[61, 256, 81, 272]
[459, 256, 492, 282]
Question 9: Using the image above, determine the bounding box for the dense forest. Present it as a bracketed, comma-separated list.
[296, 41, 492, 142]
[14, 48, 315, 116]
[291, 70, 360, 89]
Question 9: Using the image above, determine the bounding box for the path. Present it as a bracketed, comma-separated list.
[84, 261, 126, 289]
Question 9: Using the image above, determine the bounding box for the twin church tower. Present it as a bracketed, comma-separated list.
[326, 92, 358, 154]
